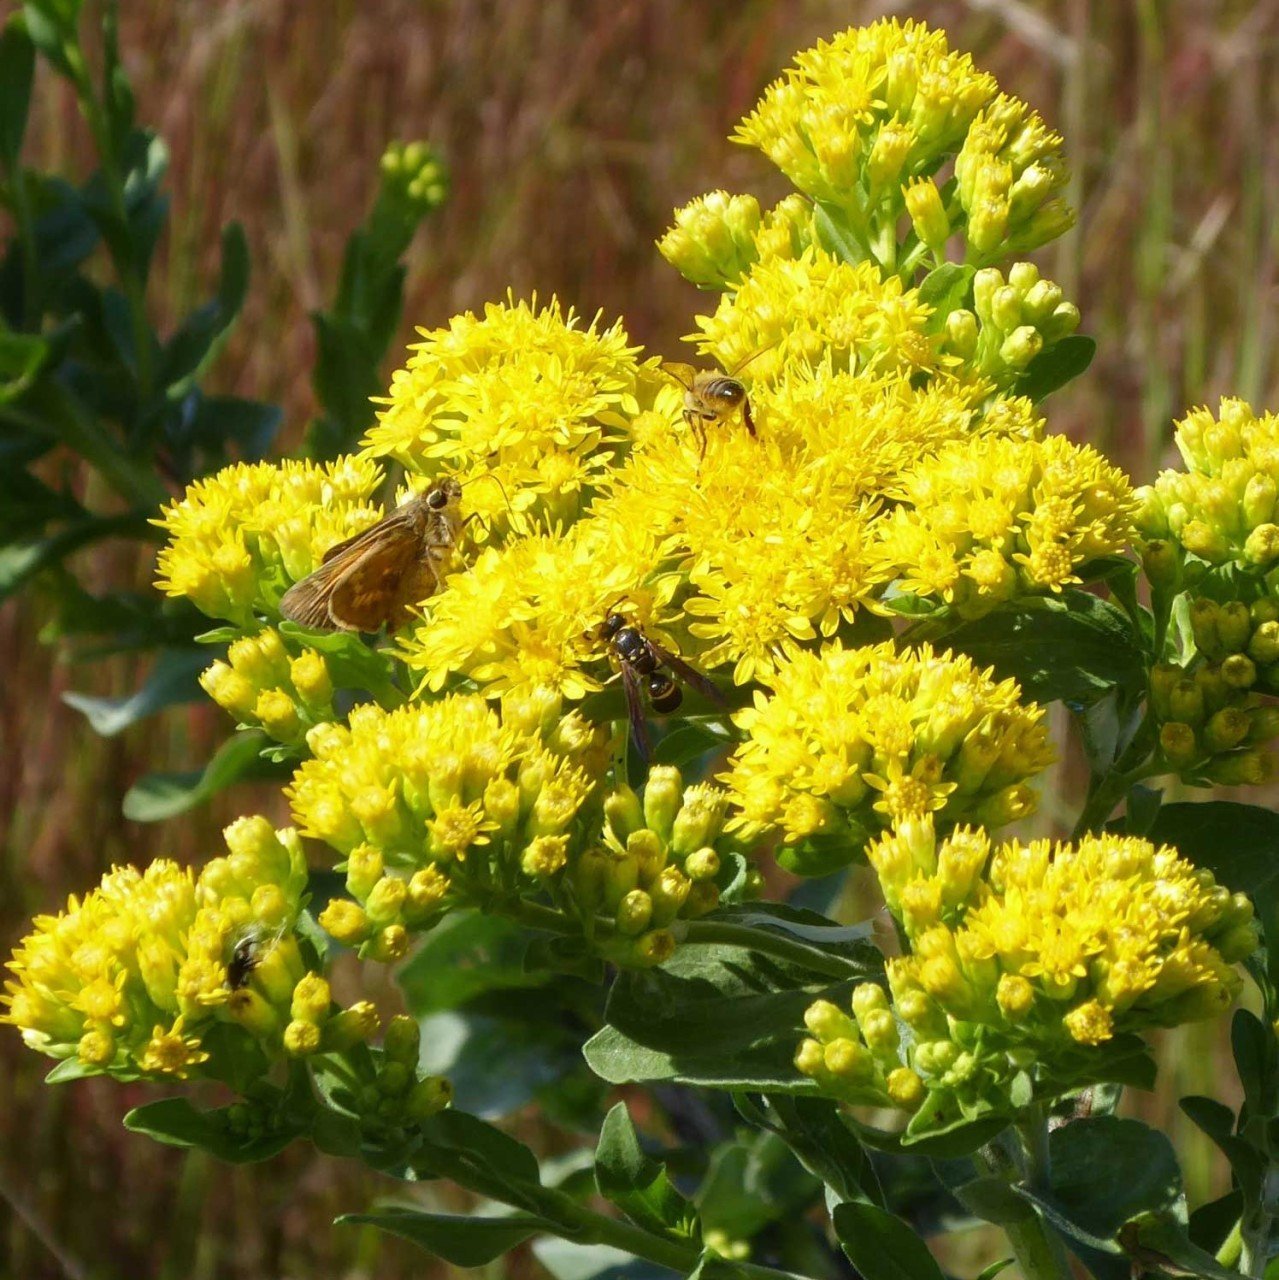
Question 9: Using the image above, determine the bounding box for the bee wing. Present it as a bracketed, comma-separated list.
[619, 660, 652, 764]
[327, 524, 424, 631]
[649, 640, 725, 705]
[660, 361, 697, 391]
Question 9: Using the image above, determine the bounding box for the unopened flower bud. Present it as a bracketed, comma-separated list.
[632, 928, 676, 967]
[643, 767, 683, 840]
[318, 899, 370, 947]
[998, 325, 1043, 371]
[405, 866, 450, 920]
[383, 1015, 421, 1065]
[945, 309, 979, 359]
[283, 1019, 322, 1057]
[684, 847, 721, 883]
[805, 999, 858, 1043]
[1249, 622, 1279, 665]
[345, 844, 384, 902]
[291, 973, 332, 1025]
[626, 830, 664, 884]
[323, 1002, 379, 1051]
[1169, 678, 1205, 725]
[1141, 540, 1180, 591]
[904, 177, 949, 249]
[254, 689, 301, 741]
[200, 662, 257, 719]
[685, 882, 720, 917]
[886, 1067, 925, 1109]
[1204, 707, 1251, 754]
[605, 787, 644, 843]
[1245, 524, 1279, 567]
[368, 924, 410, 963]
[1159, 721, 1199, 768]
[365, 875, 407, 926]
[616, 889, 654, 937]
[289, 651, 332, 707]
[1206, 750, 1274, 787]
[1222, 654, 1257, 690]
[671, 785, 729, 855]
[824, 1038, 875, 1083]
[406, 1074, 453, 1121]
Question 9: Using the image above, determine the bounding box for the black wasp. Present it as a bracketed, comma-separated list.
[226, 931, 265, 991]
[590, 612, 724, 760]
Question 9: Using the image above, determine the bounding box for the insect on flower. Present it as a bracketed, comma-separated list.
[589, 611, 724, 760]
[225, 927, 274, 991]
[279, 479, 466, 632]
[662, 350, 768, 455]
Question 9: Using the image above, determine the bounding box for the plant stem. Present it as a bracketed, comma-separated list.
[1216, 1217, 1242, 1269]
[977, 1111, 1074, 1280]
[1240, 1204, 1273, 1278]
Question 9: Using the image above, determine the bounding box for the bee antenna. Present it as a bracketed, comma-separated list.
[728, 343, 776, 378]
[662, 363, 694, 392]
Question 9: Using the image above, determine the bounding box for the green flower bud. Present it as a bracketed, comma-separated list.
[945, 309, 979, 360]
[649, 865, 692, 926]
[1169, 678, 1205, 725]
[972, 268, 1002, 321]
[227, 988, 280, 1039]
[1222, 654, 1257, 690]
[685, 881, 720, 918]
[991, 285, 1023, 333]
[1189, 598, 1220, 656]
[406, 866, 450, 921]
[683, 847, 721, 883]
[823, 1037, 875, 1083]
[794, 1038, 826, 1078]
[1007, 261, 1040, 294]
[1148, 663, 1180, 719]
[1040, 301, 1081, 341]
[602, 847, 640, 911]
[605, 786, 644, 843]
[631, 929, 676, 967]
[1244, 475, 1279, 529]
[1252, 598, 1279, 627]
[383, 1014, 421, 1065]
[1206, 750, 1274, 787]
[406, 1075, 453, 1121]
[378, 1061, 413, 1097]
[886, 1067, 925, 1110]
[289, 651, 333, 708]
[254, 689, 301, 741]
[1245, 524, 1279, 567]
[1203, 707, 1251, 754]
[616, 889, 654, 937]
[1196, 663, 1230, 715]
[320, 1001, 378, 1051]
[997, 325, 1044, 371]
[318, 899, 371, 947]
[1249, 621, 1279, 665]
[643, 767, 684, 840]
[1159, 722, 1199, 768]
[345, 844, 384, 902]
[1216, 922, 1260, 964]
[625, 829, 664, 883]
[1218, 602, 1253, 653]
[367, 924, 410, 964]
[860, 1008, 899, 1057]
[1247, 705, 1279, 744]
[671, 785, 729, 856]
[851, 984, 888, 1022]
[200, 662, 258, 719]
[1021, 278, 1062, 323]
[805, 999, 858, 1043]
[365, 875, 408, 926]
[482, 777, 522, 837]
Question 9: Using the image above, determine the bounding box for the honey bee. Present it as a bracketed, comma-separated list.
[279, 478, 465, 632]
[590, 611, 724, 760]
[663, 359, 759, 455]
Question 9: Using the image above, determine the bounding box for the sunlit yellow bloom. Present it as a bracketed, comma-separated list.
[722, 641, 1053, 857]
[363, 294, 651, 536]
[1137, 397, 1279, 571]
[154, 457, 384, 625]
[874, 433, 1138, 617]
[1, 821, 351, 1080]
[691, 250, 943, 388]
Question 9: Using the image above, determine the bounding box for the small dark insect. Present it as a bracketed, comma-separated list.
[589, 612, 724, 761]
[278, 478, 465, 633]
[226, 932, 266, 991]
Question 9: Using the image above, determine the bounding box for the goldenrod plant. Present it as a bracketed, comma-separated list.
[12, 15, 1279, 1280]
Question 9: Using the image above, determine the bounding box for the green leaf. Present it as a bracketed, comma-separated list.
[122, 729, 282, 821]
[594, 1103, 697, 1238]
[942, 590, 1146, 706]
[159, 222, 249, 391]
[0, 511, 151, 601]
[812, 202, 868, 267]
[123, 1097, 299, 1164]
[309, 311, 381, 443]
[697, 903, 882, 971]
[533, 1239, 677, 1280]
[0, 329, 48, 402]
[831, 1201, 945, 1280]
[696, 1128, 822, 1241]
[0, 18, 36, 168]
[653, 722, 730, 768]
[63, 647, 208, 735]
[1180, 1095, 1264, 1206]
[418, 1108, 542, 1193]
[584, 941, 865, 1093]
[1144, 802, 1279, 899]
[953, 1176, 1037, 1227]
[974, 1262, 1015, 1280]
[1232, 1009, 1279, 1121]
[339, 1208, 545, 1266]
[398, 910, 550, 1018]
[1012, 334, 1096, 403]
[918, 263, 975, 325]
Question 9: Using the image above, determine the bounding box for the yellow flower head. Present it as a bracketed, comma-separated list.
[288, 692, 609, 952]
[878, 818, 1255, 1054]
[363, 294, 650, 535]
[1137, 397, 1279, 571]
[721, 640, 1053, 857]
[1, 821, 338, 1080]
[154, 456, 384, 625]
[734, 19, 1072, 260]
[692, 250, 942, 389]
[875, 433, 1138, 617]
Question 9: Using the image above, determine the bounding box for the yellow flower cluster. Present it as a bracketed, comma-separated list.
[691, 250, 943, 389]
[733, 19, 1072, 263]
[154, 457, 384, 625]
[1137, 398, 1279, 571]
[2, 818, 375, 1079]
[289, 689, 610, 961]
[875, 433, 1138, 617]
[657, 192, 816, 291]
[580, 767, 752, 967]
[721, 641, 1053, 863]
[362, 294, 652, 534]
[200, 628, 335, 747]
[875, 818, 1256, 1050]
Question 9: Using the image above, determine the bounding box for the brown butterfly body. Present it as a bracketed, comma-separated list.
[279, 479, 464, 632]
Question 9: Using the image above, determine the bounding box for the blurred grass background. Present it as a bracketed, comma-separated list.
[2, 1, 1278, 1276]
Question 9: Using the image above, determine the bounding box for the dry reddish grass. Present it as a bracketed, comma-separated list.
[2, 1, 1279, 1275]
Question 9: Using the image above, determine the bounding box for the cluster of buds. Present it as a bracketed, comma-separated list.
[942, 262, 1081, 389]
[200, 628, 335, 747]
[352, 1015, 453, 1131]
[574, 767, 754, 968]
[1137, 398, 1279, 572]
[953, 99, 1074, 262]
[1149, 597, 1279, 784]
[377, 141, 448, 223]
[796, 984, 925, 1112]
[657, 191, 815, 291]
[299, 690, 611, 962]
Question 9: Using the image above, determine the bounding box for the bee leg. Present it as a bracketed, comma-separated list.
[742, 398, 757, 438]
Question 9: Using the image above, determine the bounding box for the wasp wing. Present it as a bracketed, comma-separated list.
[619, 659, 652, 764]
[649, 640, 725, 705]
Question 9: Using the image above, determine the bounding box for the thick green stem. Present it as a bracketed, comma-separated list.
[1240, 1205, 1273, 1278]
[1216, 1217, 1242, 1269]
[977, 1112, 1074, 1280]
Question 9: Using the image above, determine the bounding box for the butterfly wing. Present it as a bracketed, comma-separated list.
[279, 557, 351, 630]
[327, 524, 424, 631]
